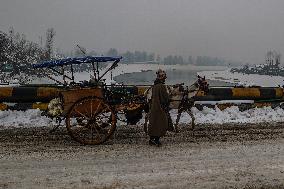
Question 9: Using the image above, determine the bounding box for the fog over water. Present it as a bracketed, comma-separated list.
[1, 0, 284, 64]
[114, 67, 232, 86]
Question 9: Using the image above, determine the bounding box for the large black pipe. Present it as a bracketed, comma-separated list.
[194, 87, 283, 101]
[0, 85, 283, 103]
[0, 86, 62, 103]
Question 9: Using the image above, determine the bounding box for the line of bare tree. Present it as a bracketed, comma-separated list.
[0, 27, 55, 76]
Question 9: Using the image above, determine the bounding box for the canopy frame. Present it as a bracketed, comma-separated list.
[32, 56, 122, 86]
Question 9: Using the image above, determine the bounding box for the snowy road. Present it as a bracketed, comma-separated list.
[0, 123, 284, 189]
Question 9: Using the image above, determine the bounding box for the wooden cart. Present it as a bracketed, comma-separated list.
[33, 56, 130, 145]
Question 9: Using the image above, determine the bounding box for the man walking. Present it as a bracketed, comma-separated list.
[148, 69, 171, 146]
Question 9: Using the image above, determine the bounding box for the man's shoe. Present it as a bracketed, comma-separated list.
[149, 139, 157, 145]
[149, 139, 161, 147]
[155, 140, 162, 147]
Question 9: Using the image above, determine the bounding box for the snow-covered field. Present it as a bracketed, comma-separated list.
[1, 106, 284, 129]
[198, 69, 284, 87]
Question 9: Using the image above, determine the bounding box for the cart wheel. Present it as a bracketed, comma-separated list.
[66, 97, 116, 145]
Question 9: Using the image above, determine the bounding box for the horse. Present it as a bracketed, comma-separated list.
[143, 75, 209, 134]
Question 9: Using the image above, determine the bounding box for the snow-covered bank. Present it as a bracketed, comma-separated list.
[1, 106, 284, 129]
[0, 109, 56, 128]
[188, 106, 284, 124]
[198, 69, 284, 87]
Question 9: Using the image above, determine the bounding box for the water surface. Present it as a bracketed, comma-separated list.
[114, 69, 233, 86]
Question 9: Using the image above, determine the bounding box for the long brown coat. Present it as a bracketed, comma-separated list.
[148, 82, 170, 137]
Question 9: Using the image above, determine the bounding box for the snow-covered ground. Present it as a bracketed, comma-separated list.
[198, 69, 284, 87]
[1, 106, 284, 129]
[0, 109, 56, 128]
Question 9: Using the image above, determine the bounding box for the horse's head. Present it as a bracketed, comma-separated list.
[170, 83, 185, 95]
[197, 75, 209, 94]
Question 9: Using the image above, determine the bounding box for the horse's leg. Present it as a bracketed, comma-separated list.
[174, 109, 183, 133]
[186, 108, 195, 137]
[143, 112, 149, 135]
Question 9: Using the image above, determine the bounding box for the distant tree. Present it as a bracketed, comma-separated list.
[147, 53, 155, 61]
[178, 56, 184, 64]
[195, 56, 229, 66]
[141, 51, 147, 62]
[88, 50, 97, 56]
[44, 28, 56, 60]
[156, 54, 161, 63]
[123, 51, 134, 63]
[106, 48, 118, 57]
[0, 28, 45, 75]
[188, 56, 193, 64]
[168, 55, 173, 64]
[134, 51, 142, 62]
[173, 56, 177, 64]
[119, 50, 156, 63]
[0, 31, 8, 60]
[196, 56, 202, 65]
[163, 55, 184, 65]
[54, 48, 65, 59]
[163, 55, 173, 65]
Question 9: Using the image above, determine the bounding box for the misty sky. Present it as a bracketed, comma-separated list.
[1, 0, 284, 64]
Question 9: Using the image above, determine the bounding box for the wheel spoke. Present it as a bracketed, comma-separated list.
[90, 99, 93, 118]
[93, 101, 102, 117]
[90, 122, 94, 140]
[74, 108, 90, 120]
[93, 123, 103, 141]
